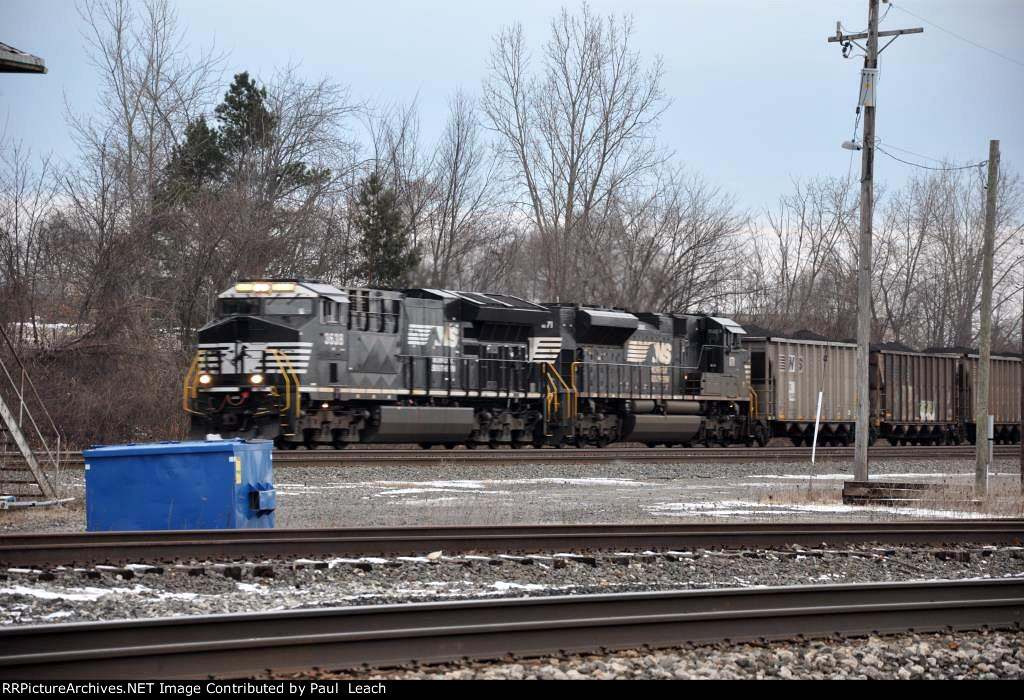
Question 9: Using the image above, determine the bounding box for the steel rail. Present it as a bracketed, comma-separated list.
[11, 444, 1021, 467]
[0, 579, 1020, 679]
[2, 521, 1022, 567]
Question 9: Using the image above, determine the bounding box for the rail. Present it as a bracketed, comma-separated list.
[9, 443, 1023, 468]
[2, 520, 1021, 567]
[0, 579, 1020, 679]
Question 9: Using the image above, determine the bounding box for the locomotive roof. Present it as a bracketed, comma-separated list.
[405, 288, 547, 311]
[708, 317, 747, 334]
[220, 279, 349, 302]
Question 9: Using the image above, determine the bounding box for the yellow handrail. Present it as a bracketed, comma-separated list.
[544, 362, 575, 419]
[272, 349, 301, 424]
[181, 350, 205, 415]
[545, 371, 559, 416]
[749, 387, 759, 418]
[270, 349, 292, 415]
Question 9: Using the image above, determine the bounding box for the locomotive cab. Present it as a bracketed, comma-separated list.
[185, 279, 343, 440]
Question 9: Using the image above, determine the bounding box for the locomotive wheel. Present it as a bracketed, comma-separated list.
[419, 443, 433, 450]
[754, 426, 770, 447]
[488, 441, 501, 449]
[510, 441, 524, 449]
[444, 443, 457, 449]
[466, 441, 478, 449]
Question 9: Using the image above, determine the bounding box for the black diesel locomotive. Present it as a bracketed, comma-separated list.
[184, 280, 766, 448]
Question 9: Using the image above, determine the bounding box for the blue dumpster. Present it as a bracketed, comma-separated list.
[83, 439, 275, 531]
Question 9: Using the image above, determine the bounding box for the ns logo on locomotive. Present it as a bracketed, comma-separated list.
[183, 280, 771, 449]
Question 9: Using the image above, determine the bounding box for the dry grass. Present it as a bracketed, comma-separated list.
[753, 475, 1024, 518]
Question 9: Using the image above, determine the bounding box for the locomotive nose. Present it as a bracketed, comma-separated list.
[198, 315, 300, 344]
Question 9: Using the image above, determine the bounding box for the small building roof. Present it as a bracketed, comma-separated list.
[0, 42, 46, 74]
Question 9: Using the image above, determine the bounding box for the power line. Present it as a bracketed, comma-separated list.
[876, 144, 987, 172]
[840, 3, 892, 40]
[890, 2, 1024, 68]
[874, 140, 945, 163]
[845, 109, 862, 183]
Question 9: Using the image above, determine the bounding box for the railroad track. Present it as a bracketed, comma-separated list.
[1, 578, 1020, 679]
[7, 444, 1023, 466]
[3, 521, 1023, 567]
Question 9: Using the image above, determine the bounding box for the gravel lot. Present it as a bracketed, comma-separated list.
[3, 455, 1019, 533]
[284, 629, 1024, 680]
[3, 543, 1022, 625]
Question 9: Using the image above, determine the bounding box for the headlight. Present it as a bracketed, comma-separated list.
[321, 402, 330, 409]
[198, 374, 212, 385]
[249, 373, 264, 385]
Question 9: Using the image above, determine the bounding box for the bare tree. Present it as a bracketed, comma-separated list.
[737, 177, 858, 336]
[423, 91, 508, 288]
[483, 5, 668, 301]
[593, 168, 745, 312]
[0, 141, 58, 345]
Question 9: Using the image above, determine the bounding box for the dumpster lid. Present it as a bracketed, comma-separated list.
[83, 439, 271, 458]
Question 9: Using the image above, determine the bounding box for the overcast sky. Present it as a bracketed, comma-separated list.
[1, 0, 1021, 211]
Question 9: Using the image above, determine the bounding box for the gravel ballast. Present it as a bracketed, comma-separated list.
[280, 629, 1024, 680]
[3, 543, 1023, 625]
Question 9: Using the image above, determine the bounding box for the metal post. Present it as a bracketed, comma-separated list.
[976, 139, 999, 498]
[811, 391, 823, 465]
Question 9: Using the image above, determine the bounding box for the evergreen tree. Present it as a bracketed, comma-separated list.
[354, 171, 419, 287]
[214, 71, 277, 154]
[160, 117, 225, 204]
[159, 71, 328, 205]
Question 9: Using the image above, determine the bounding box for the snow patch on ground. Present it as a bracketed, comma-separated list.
[491, 581, 548, 592]
[0, 584, 155, 601]
[647, 499, 1004, 520]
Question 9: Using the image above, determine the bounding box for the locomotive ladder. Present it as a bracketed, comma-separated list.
[0, 325, 60, 503]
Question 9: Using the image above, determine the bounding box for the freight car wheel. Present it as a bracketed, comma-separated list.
[419, 443, 433, 450]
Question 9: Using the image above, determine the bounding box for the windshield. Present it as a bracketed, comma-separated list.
[263, 298, 314, 316]
[218, 298, 260, 316]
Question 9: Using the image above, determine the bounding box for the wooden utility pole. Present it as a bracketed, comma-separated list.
[853, 0, 880, 483]
[828, 1, 921, 482]
[977, 139, 1000, 498]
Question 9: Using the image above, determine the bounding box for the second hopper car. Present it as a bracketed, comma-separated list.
[743, 333, 1021, 446]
